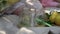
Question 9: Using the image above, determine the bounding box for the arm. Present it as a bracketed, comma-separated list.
[47, 2, 59, 7]
[41, 0, 59, 7]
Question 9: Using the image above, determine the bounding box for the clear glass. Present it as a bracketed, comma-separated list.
[19, 7, 37, 27]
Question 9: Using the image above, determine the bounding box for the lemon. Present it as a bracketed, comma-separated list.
[49, 11, 60, 26]
[55, 13, 60, 26]
[49, 11, 58, 23]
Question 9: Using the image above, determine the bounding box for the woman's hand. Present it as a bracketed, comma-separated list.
[55, 0, 60, 3]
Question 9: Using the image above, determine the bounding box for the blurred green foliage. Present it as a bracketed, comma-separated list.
[0, 0, 7, 11]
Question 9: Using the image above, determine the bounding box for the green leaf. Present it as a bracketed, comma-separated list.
[36, 18, 52, 27]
